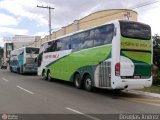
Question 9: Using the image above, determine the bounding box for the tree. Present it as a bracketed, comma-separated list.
[0, 47, 4, 65]
[153, 34, 160, 85]
[153, 34, 160, 67]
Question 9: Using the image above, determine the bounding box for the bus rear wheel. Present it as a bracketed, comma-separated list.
[84, 75, 93, 91]
[47, 71, 52, 81]
[42, 70, 47, 80]
[17, 67, 20, 74]
[10, 67, 12, 72]
[74, 73, 82, 89]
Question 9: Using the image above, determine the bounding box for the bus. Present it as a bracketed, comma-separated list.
[37, 20, 152, 91]
[10, 47, 39, 74]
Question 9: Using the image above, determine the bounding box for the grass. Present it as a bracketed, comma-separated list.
[139, 85, 160, 94]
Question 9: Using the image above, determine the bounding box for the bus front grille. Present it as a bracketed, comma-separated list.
[99, 62, 111, 88]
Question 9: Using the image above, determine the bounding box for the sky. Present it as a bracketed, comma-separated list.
[0, 0, 160, 47]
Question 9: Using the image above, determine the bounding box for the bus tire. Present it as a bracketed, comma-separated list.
[74, 73, 82, 89]
[20, 66, 23, 74]
[17, 67, 20, 73]
[42, 70, 47, 80]
[84, 74, 93, 91]
[47, 70, 52, 81]
[10, 67, 12, 72]
[18, 67, 20, 74]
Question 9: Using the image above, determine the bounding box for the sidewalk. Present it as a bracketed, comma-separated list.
[128, 90, 160, 98]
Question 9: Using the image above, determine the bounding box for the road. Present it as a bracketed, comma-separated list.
[0, 69, 160, 119]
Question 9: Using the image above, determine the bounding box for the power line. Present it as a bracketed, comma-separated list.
[37, 5, 55, 40]
[34, 0, 159, 39]
[131, 0, 159, 9]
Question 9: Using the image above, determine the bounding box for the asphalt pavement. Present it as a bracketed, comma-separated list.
[0, 69, 160, 119]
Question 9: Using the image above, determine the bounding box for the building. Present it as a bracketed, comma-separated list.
[3, 35, 41, 65]
[3, 42, 14, 66]
[12, 35, 41, 49]
[30, 9, 138, 47]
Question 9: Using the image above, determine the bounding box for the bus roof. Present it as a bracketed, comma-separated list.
[11, 46, 39, 52]
[41, 19, 150, 45]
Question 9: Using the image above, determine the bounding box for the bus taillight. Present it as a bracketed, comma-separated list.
[115, 63, 120, 76]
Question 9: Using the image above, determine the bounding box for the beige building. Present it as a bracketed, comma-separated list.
[30, 9, 138, 47]
[12, 35, 41, 49]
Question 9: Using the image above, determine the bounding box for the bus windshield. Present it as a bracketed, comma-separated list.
[120, 21, 151, 40]
[26, 47, 39, 54]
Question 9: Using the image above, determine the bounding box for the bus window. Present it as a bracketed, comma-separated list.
[71, 31, 94, 50]
[94, 24, 114, 46]
[61, 37, 71, 50]
[120, 21, 151, 40]
[45, 41, 54, 53]
[71, 33, 85, 50]
[26, 47, 39, 54]
[82, 30, 94, 49]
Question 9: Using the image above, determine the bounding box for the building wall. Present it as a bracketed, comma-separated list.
[56, 29, 63, 38]
[65, 24, 74, 35]
[13, 41, 32, 49]
[79, 9, 137, 30]
[13, 35, 41, 49]
[33, 9, 138, 47]
[3, 43, 14, 66]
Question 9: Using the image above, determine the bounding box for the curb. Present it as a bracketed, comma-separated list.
[127, 90, 160, 98]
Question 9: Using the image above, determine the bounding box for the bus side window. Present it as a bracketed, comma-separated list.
[71, 32, 88, 50]
[44, 42, 52, 53]
[94, 24, 114, 46]
[61, 37, 71, 50]
[83, 30, 94, 49]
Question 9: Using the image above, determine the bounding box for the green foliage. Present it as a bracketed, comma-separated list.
[153, 71, 160, 85]
[153, 34, 160, 85]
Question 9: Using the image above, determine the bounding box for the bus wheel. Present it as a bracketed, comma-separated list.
[47, 71, 52, 81]
[10, 67, 12, 72]
[20, 65, 23, 74]
[74, 73, 82, 89]
[42, 70, 47, 80]
[84, 75, 93, 91]
[17, 67, 20, 74]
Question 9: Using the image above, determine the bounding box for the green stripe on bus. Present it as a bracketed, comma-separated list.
[47, 45, 112, 81]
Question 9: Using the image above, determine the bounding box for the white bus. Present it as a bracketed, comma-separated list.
[10, 47, 39, 74]
[37, 20, 152, 91]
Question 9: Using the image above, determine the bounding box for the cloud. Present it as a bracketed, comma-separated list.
[0, 37, 4, 47]
[138, 2, 160, 35]
[0, 0, 152, 29]
[0, 27, 28, 35]
[0, 13, 19, 26]
[0, 0, 48, 26]
[40, 0, 140, 28]
[34, 31, 48, 38]
[0, 0, 159, 39]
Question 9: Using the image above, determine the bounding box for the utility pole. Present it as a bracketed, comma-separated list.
[37, 5, 55, 40]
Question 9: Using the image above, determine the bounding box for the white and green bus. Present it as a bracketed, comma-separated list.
[37, 20, 152, 91]
[10, 47, 39, 74]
